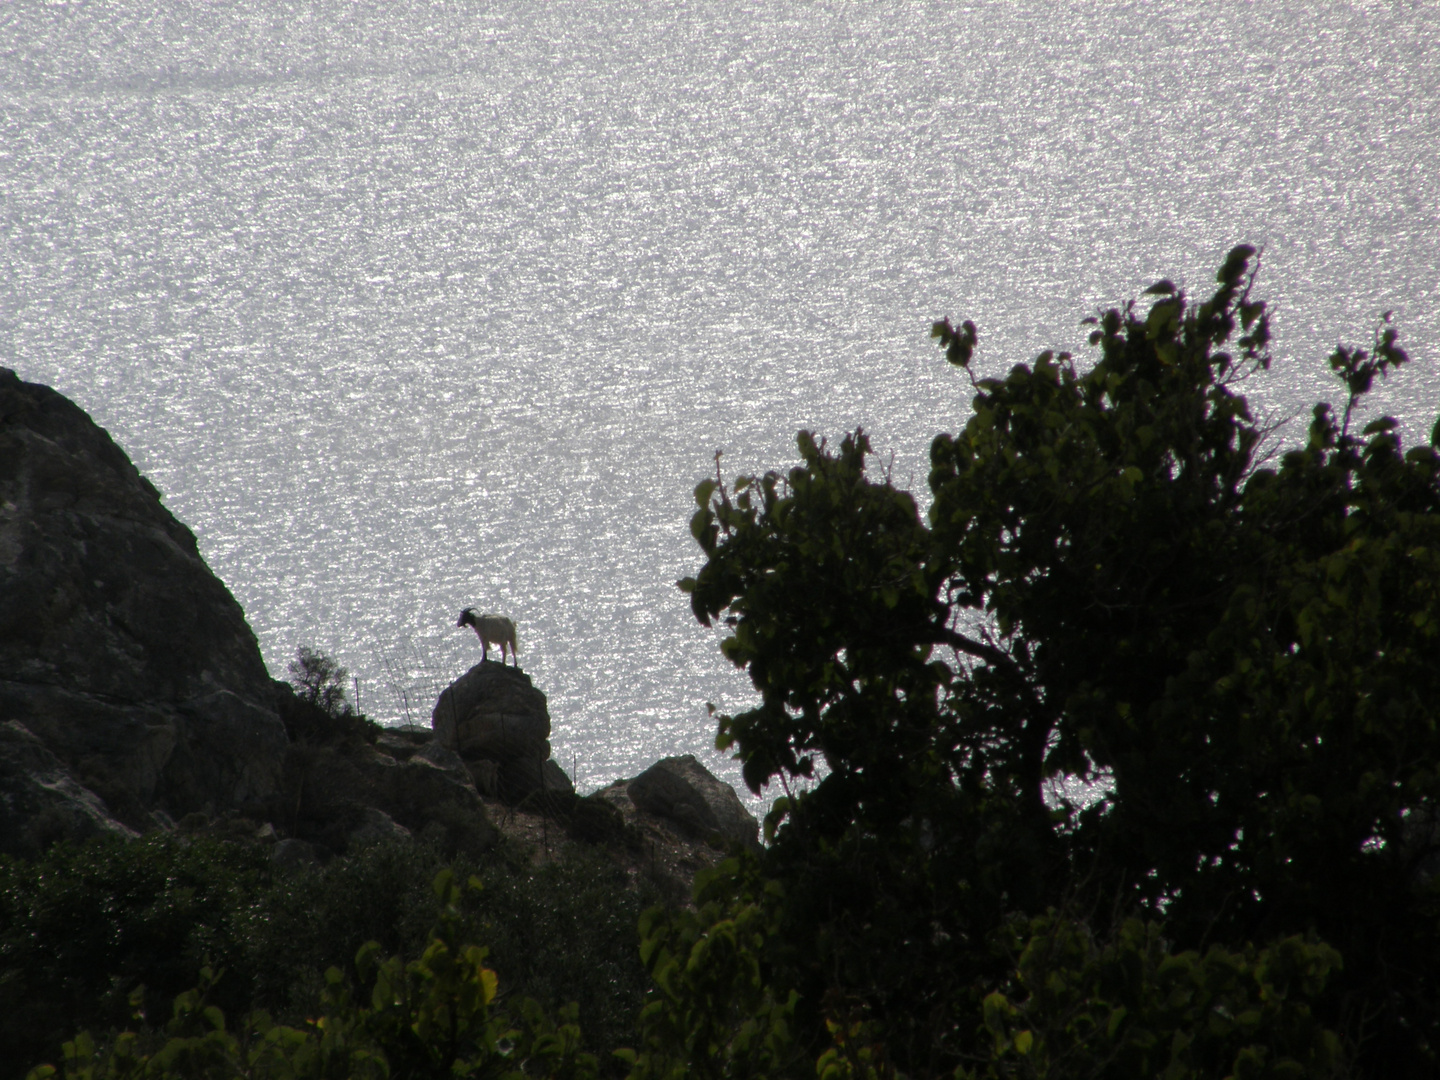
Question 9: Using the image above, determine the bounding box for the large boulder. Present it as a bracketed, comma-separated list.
[431, 662, 575, 804]
[0, 369, 288, 824]
[433, 662, 551, 761]
[627, 755, 760, 848]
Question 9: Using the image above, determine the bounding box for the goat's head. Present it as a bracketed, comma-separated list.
[457, 607, 476, 628]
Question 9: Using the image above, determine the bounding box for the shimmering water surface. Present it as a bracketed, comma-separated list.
[4, 1, 1438, 807]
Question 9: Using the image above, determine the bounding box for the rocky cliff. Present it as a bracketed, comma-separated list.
[0, 369, 759, 878]
[0, 369, 288, 853]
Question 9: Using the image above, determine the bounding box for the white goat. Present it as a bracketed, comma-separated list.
[457, 608, 519, 666]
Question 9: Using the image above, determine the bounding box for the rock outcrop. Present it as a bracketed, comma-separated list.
[620, 754, 760, 848]
[0, 369, 288, 848]
[0, 719, 138, 858]
[271, 685, 499, 859]
[0, 369, 756, 878]
[432, 662, 576, 803]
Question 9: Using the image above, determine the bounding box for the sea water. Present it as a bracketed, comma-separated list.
[3, 0, 1438, 808]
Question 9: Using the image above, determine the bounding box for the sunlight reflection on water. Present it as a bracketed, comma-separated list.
[3, 0, 1437, 811]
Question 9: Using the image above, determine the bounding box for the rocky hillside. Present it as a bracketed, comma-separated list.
[0, 368, 287, 854]
[0, 368, 757, 883]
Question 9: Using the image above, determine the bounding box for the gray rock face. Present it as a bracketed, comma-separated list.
[375, 726, 434, 762]
[628, 754, 760, 848]
[468, 758, 501, 798]
[0, 369, 288, 823]
[288, 737, 498, 857]
[433, 662, 551, 761]
[0, 720, 138, 857]
[431, 662, 574, 804]
[410, 739, 472, 783]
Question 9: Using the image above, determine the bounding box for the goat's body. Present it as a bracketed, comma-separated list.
[457, 609, 518, 665]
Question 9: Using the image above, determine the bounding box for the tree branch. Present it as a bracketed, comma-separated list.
[932, 625, 1010, 670]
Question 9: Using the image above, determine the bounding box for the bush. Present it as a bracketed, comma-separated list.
[2, 835, 658, 1080]
[26, 872, 600, 1080]
[279, 646, 380, 746]
[0, 835, 268, 1077]
[287, 646, 352, 719]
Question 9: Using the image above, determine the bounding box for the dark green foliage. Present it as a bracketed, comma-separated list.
[477, 849, 658, 1059]
[27, 872, 599, 1080]
[13, 251, 1432, 1078]
[238, 840, 453, 1015]
[663, 247, 1437, 1076]
[288, 645, 351, 718]
[970, 917, 1343, 1080]
[0, 835, 268, 1077]
[274, 679, 380, 746]
[620, 861, 803, 1080]
[280, 646, 380, 745]
[2, 836, 657, 1079]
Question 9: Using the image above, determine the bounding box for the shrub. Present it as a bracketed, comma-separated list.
[280, 646, 380, 746]
[25, 872, 600, 1080]
[3, 835, 658, 1079]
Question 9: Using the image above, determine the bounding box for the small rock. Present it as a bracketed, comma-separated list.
[565, 795, 629, 845]
[149, 807, 177, 831]
[498, 756, 575, 804]
[375, 726, 432, 761]
[542, 758, 575, 796]
[418, 802, 500, 858]
[411, 740, 476, 790]
[286, 738, 498, 856]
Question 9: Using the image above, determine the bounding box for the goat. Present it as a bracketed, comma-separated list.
[457, 608, 519, 666]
